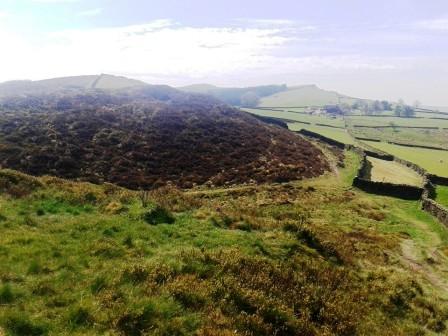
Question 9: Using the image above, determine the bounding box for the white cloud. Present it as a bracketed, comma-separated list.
[415, 17, 448, 31]
[0, 19, 405, 86]
[78, 8, 103, 17]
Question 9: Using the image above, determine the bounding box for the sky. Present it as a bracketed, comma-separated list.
[1, 0, 448, 105]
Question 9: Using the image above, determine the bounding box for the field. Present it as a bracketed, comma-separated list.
[361, 141, 448, 177]
[436, 185, 448, 208]
[415, 111, 448, 119]
[367, 157, 423, 186]
[1, 151, 448, 335]
[258, 85, 355, 107]
[288, 123, 355, 144]
[242, 108, 345, 127]
[346, 115, 448, 128]
[351, 127, 448, 149]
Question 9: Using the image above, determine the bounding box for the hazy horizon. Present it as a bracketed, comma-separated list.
[2, 0, 448, 105]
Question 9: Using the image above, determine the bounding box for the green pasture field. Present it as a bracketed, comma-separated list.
[258, 85, 356, 107]
[414, 112, 448, 119]
[288, 123, 355, 144]
[362, 141, 448, 177]
[352, 127, 448, 149]
[367, 156, 423, 186]
[435, 185, 448, 208]
[243, 108, 345, 127]
[346, 115, 448, 128]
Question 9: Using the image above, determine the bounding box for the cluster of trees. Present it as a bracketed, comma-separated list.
[350, 100, 392, 114]
[394, 99, 416, 118]
[346, 98, 418, 118]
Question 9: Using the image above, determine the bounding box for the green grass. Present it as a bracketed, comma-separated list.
[243, 107, 345, 127]
[288, 123, 355, 144]
[436, 186, 448, 208]
[367, 157, 423, 186]
[258, 85, 354, 107]
[415, 112, 448, 119]
[347, 115, 448, 128]
[352, 127, 448, 149]
[0, 161, 448, 335]
[362, 141, 448, 177]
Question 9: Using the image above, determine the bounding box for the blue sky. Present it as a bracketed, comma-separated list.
[1, 0, 448, 105]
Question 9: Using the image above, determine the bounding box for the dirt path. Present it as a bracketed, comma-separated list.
[400, 218, 448, 296]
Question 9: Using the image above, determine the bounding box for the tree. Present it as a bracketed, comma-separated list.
[403, 105, 415, 118]
[381, 100, 392, 111]
[394, 104, 403, 117]
[240, 91, 260, 107]
[394, 99, 415, 118]
[372, 100, 382, 112]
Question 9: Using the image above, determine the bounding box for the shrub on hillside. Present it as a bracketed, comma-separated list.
[143, 206, 175, 225]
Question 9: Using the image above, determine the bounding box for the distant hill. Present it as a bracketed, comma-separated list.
[0, 74, 145, 96]
[179, 84, 288, 106]
[259, 84, 356, 107]
[180, 83, 361, 108]
[0, 85, 328, 189]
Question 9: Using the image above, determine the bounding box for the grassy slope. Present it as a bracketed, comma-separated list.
[362, 141, 448, 177]
[259, 85, 354, 107]
[0, 153, 448, 335]
[436, 186, 448, 208]
[288, 123, 355, 145]
[367, 157, 423, 186]
[347, 116, 448, 128]
[242, 108, 345, 127]
[351, 127, 448, 148]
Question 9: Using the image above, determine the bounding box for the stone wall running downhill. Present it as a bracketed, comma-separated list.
[422, 198, 448, 226]
[296, 126, 448, 227]
[352, 152, 424, 200]
[353, 177, 424, 200]
[354, 136, 381, 142]
[428, 175, 448, 186]
[250, 115, 290, 128]
[364, 150, 394, 161]
[296, 129, 347, 150]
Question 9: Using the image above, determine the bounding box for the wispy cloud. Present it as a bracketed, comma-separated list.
[78, 8, 103, 17]
[0, 19, 416, 90]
